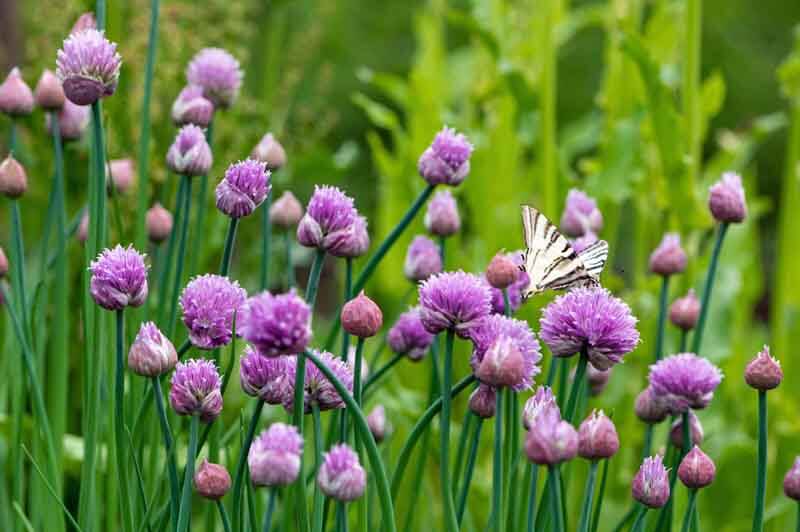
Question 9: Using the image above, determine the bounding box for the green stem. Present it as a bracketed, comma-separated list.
[156, 177, 187, 324]
[456, 418, 483, 525]
[492, 390, 504, 532]
[167, 176, 193, 337]
[752, 390, 767, 532]
[231, 400, 265, 532]
[642, 425, 654, 461]
[453, 412, 474, 496]
[306, 249, 326, 308]
[679, 330, 688, 353]
[285, 230, 295, 289]
[578, 461, 599, 532]
[151, 377, 180, 528]
[549, 466, 565, 532]
[525, 465, 539, 532]
[263, 488, 277, 532]
[682, 411, 691, 455]
[440, 330, 459, 532]
[177, 416, 199, 532]
[291, 350, 310, 532]
[304, 349, 396, 532]
[691, 223, 729, 354]
[219, 217, 239, 276]
[9, 201, 27, 332]
[655, 276, 670, 361]
[114, 311, 134, 532]
[631, 506, 648, 532]
[590, 458, 610, 532]
[216, 500, 231, 532]
[312, 404, 324, 532]
[260, 190, 272, 290]
[796, 501, 800, 532]
[681, 490, 697, 532]
[565, 351, 588, 423]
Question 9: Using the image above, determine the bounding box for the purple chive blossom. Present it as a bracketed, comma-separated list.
[179, 274, 246, 350]
[56, 29, 121, 106]
[708, 172, 747, 223]
[485, 252, 529, 315]
[70, 12, 96, 35]
[540, 287, 640, 371]
[146, 203, 173, 244]
[424, 189, 461, 237]
[387, 307, 435, 361]
[249, 422, 304, 487]
[469, 314, 542, 391]
[418, 126, 474, 186]
[239, 347, 294, 405]
[317, 444, 367, 502]
[127, 321, 177, 377]
[635, 386, 669, 424]
[171, 84, 214, 128]
[89, 244, 148, 311]
[328, 215, 370, 258]
[468, 384, 497, 418]
[418, 271, 492, 339]
[572, 231, 599, 253]
[522, 386, 558, 430]
[560, 189, 603, 237]
[296, 185, 358, 252]
[47, 99, 90, 141]
[283, 350, 354, 414]
[367, 405, 389, 443]
[0, 67, 34, 116]
[649, 233, 687, 276]
[237, 290, 311, 357]
[186, 48, 243, 109]
[784, 458, 800, 501]
[404, 235, 443, 282]
[215, 159, 271, 218]
[166, 124, 213, 177]
[632, 455, 670, 508]
[577, 410, 620, 460]
[648, 353, 723, 414]
[524, 406, 578, 466]
[169, 359, 223, 423]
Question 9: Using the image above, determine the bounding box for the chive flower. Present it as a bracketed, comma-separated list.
[186, 48, 243, 109]
[418, 270, 492, 339]
[239, 347, 294, 405]
[296, 185, 358, 252]
[404, 235, 442, 282]
[648, 353, 723, 414]
[632, 455, 670, 508]
[89, 244, 148, 311]
[249, 423, 304, 487]
[560, 189, 603, 237]
[418, 126, 474, 186]
[171, 84, 214, 128]
[317, 444, 366, 502]
[127, 321, 177, 377]
[424, 189, 461, 237]
[649, 233, 687, 276]
[708, 172, 747, 223]
[47, 99, 90, 141]
[56, 29, 121, 105]
[387, 307, 435, 361]
[0, 67, 34, 116]
[251, 133, 287, 170]
[237, 289, 311, 357]
[179, 274, 247, 350]
[283, 350, 354, 414]
[215, 159, 271, 218]
[166, 124, 213, 177]
[469, 314, 541, 391]
[169, 359, 223, 423]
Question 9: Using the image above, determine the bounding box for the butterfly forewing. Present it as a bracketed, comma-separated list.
[577, 240, 609, 277]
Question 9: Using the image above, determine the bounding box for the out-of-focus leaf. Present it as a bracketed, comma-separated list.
[555, 4, 607, 47]
[701, 70, 727, 138]
[585, 114, 643, 203]
[357, 67, 410, 108]
[445, 8, 501, 59]
[351, 92, 401, 131]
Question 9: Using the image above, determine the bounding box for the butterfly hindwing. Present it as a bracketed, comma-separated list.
[577, 240, 609, 277]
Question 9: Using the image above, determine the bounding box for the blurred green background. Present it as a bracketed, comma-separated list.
[2, 0, 800, 530]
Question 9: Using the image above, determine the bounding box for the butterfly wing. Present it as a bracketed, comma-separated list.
[577, 240, 609, 277]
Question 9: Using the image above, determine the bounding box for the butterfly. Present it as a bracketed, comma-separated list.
[520, 205, 609, 299]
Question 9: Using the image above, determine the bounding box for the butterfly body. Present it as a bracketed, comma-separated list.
[520, 205, 608, 299]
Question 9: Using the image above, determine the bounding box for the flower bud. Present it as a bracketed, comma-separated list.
[328, 216, 370, 259]
[107, 158, 134, 195]
[468, 384, 496, 418]
[0, 68, 34, 116]
[341, 291, 383, 338]
[77, 212, 89, 244]
[669, 290, 700, 331]
[194, 459, 231, 500]
[678, 446, 715, 489]
[522, 387, 557, 430]
[166, 125, 212, 177]
[784, 458, 800, 501]
[418, 126, 473, 186]
[486, 253, 519, 289]
[128, 322, 177, 377]
[34, 69, 65, 110]
[649, 233, 687, 276]
[670, 411, 704, 449]
[70, 12, 97, 34]
[317, 444, 366, 502]
[577, 410, 619, 461]
[215, 159, 272, 219]
[404, 236, 442, 282]
[424, 189, 460, 237]
[744, 345, 782, 391]
[251, 133, 287, 170]
[367, 405, 389, 443]
[587, 365, 611, 396]
[0, 154, 28, 198]
[146, 203, 173, 244]
[632, 455, 670, 508]
[270, 191, 304, 228]
[560, 189, 603, 237]
[709, 172, 747, 223]
[49, 100, 90, 141]
[0, 247, 7, 278]
[475, 335, 525, 388]
[635, 387, 669, 424]
[171, 85, 214, 128]
[525, 410, 578, 466]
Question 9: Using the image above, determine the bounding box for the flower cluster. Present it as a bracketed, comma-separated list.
[180, 274, 246, 350]
[648, 353, 723, 414]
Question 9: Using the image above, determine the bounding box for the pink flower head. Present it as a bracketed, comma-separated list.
[186, 48, 243, 108]
[296, 185, 358, 252]
[283, 350, 354, 414]
[522, 386, 559, 431]
[172, 84, 214, 128]
[238, 290, 311, 357]
[424, 189, 461, 237]
[418, 271, 492, 339]
[404, 235, 442, 282]
[317, 444, 366, 502]
[418, 126, 474, 186]
[524, 406, 578, 466]
[0, 67, 34, 116]
[328, 215, 370, 258]
[239, 348, 294, 405]
[387, 307, 435, 361]
[166, 124, 213, 177]
[708, 172, 747, 223]
[180, 274, 246, 350]
[215, 159, 271, 218]
[169, 359, 223, 423]
[249, 423, 304, 487]
[632, 455, 670, 508]
[648, 353, 723, 414]
[560, 189, 603, 237]
[56, 29, 121, 105]
[469, 314, 541, 391]
[128, 321, 177, 377]
[649, 233, 687, 276]
[89, 244, 148, 310]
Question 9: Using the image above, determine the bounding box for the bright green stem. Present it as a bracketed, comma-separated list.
[151, 377, 179, 528]
[362, 352, 403, 396]
[491, 390, 504, 532]
[525, 465, 538, 532]
[135, 0, 160, 251]
[679, 330, 688, 353]
[796, 501, 800, 532]
[216, 500, 231, 532]
[285, 230, 295, 288]
[655, 276, 670, 361]
[440, 330, 459, 532]
[312, 404, 324, 532]
[177, 416, 199, 532]
[167, 176, 193, 337]
[631, 506, 648, 532]
[752, 390, 767, 532]
[219, 218, 239, 276]
[691, 223, 729, 354]
[456, 418, 483, 525]
[549, 466, 565, 532]
[578, 461, 599, 532]
[565, 352, 588, 423]
[306, 249, 326, 308]
[681, 489, 697, 532]
[304, 350, 396, 532]
[291, 349, 310, 532]
[231, 399, 265, 532]
[9, 201, 27, 331]
[590, 458, 610, 532]
[263, 488, 277, 532]
[353, 337, 366, 405]
[260, 190, 272, 290]
[114, 311, 134, 532]
[390, 374, 476, 497]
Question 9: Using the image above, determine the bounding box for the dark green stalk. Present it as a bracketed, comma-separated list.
[260, 191, 272, 290]
[306, 249, 326, 308]
[557, 360, 568, 408]
[216, 500, 231, 532]
[589, 458, 610, 532]
[549, 466, 565, 532]
[262, 488, 277, 532]
[151, 377, 179, 527]
[362, 353, 404, 396]
[578, 461, 599, 532]
[525, 465, 538, 532]
[156, 177, 187, 325]
[752, 390, 767, 532]
[219, 218, 239, 276]
[631, 506, 648, 532]
[565, 350, 588, 423]
[655, 276, 670, 360]
[341, 258, 353, 359]
[312, 404, 324, 532]
[291, 353, 309, 532]
[456, 418, 483, 525]
[679, 330, 688, 353]
[114, 311, 134, 532]
[491, 390, 504, 532]
[231, 400, 265, 532]
[440, 330, 459, 532]
[285, 230, 295, 289]
[681, 490, 697, 532]
[167, 176, 193, 337]
[453, 412, 474, 496]
[9, 201, 27, 332]
[691, 223, 729, 354]
[186, 122, 214, 279]
[176, 416, 199, 532]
